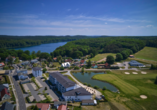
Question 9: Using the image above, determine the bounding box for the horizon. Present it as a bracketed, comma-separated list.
[0, 0, 157, 36]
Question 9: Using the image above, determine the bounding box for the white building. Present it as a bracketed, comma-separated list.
[17, 69, 28, 80]
[32, 67, 42, 77]
[61, 62, 70, 68]
[49, 72, 92, 101]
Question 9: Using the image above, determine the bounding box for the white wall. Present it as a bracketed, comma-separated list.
[62, 95, 92, 101]
[32, 70, 42, 77]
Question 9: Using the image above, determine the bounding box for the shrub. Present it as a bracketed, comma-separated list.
[94, 86, 99, 89]
[87, 84, 91, 87]
[110, 66, 119, 69]
[155, 76, 157, 85]
[74, 66, 80, 70]
[43, 68, 47, 73]
[45, 87, 47, 90]
[103, 86, 107, 90]
[83, 82, 87, 85]
[60, 66, 64, 70]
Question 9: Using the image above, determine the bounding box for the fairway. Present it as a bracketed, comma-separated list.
[90, 53, 116, 62]
[92, 74, 140, 94]
[134, 47, 157, 61]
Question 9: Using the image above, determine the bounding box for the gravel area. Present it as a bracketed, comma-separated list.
[23, 84, 29, 92]
[38, 95, 46, 101]
[31, 83, 38, 90]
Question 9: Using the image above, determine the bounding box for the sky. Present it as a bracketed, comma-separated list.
[0, 0, 157, 36]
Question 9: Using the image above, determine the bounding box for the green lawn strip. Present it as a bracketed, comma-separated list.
[137, 86, 157, 96]
[134, 47, 157, 61]
[90, 53, 116, 62]
[92, 74, 139, 94]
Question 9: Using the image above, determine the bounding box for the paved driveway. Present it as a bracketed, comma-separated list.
[36, 77, 59, 101]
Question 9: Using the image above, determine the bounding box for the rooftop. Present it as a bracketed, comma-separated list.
[49, 72, 76, 88]
[36, 103, 50, 110]
[63, 87, 91, 96]
[58, 105, 67, 110]
[32, 67, 41, 71]
[0, 102, 14, 110]
[82, 99, 94, 103]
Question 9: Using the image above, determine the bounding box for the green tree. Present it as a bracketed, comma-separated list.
[87, 60, 92, 68]
[116, 53, 123, 61]
[81, 67, 84, 73]
[36, 50, 41, 57]
[74, 66, 79, 70]
[14, 57, 20, 63]
[103, 86, 107, 90]
[43, 68, 47, 73]
[45, 87, 47, 90]
[94, 86, 99, 89]
[106, 55, 115, 64]
[24, 50, 30, 56]
[150, 64, 157, 70]
[8, 56, 13, 65]
[87, 84, 91, 87]
[155, 76, 157, 85]
[21, 53, 29, 60]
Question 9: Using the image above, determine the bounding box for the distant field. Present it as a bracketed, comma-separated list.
[134, 47, 157, 61]
[92, 73, 140, 94]
[93, 70, 157, 110]
[90, 53, 116, 62]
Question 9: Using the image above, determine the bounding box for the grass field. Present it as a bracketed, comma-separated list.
[64, 75, 76, 82]
[134, 47, 157, 61]
[92, 70, 157, 110]
[90, 53, 116, 62]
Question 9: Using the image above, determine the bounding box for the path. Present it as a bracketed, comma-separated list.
[96, 58, 106, 63]
[63, 71, 102, 96]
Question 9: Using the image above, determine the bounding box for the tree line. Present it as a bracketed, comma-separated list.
[0, 35, 88, 48]
[51, 37, 157, 59]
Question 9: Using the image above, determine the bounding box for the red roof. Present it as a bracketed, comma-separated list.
[80, 60, 85, 63]
[65, 59, 72, 62]
[0, 62, 5, 67]
[53, 57, 57, 60]
[36, 103, 50, 110]
[58, 105, 67, 110]
[105, 63, 109, 67]
[92, 64, 96, 66]
[1, 88, 10, 98]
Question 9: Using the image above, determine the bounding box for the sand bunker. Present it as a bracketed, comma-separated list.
[125, 72, 130, 74]
[141, 71, 147, 74]
[132, 72, 138, 74]
[140, 95, 147, 99]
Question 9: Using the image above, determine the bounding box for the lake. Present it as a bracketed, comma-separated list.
[73, 72, 118, 92]
[14, 42, 67, 53]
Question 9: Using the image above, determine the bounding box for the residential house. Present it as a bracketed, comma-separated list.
[61, 62, 70, 68]
[32, 67, 42, 77]
[91, 64, 98, 69]
[31, 59, 38, 64]
[49, 72, 92, 101]
[36, 103, 51, 110]
[17, 69, 28, 80]
[54, 101, 67, 109]
[129, 55, 134, 58]
[0, 88, 10, 101]
[0, 62, 5, 70]
[80, 60, 86, 64]
[104, 63, 110, 69]
[5, 57, 15, 62]
[82, 100, 97, 106]
[97, 63, 110, 69]
[129, 60, 144, 67]
[65, 59, 72, 63]
[53, 57, 57, 62]
[0, 102, 15, 110]
[21, 61, 30, 66]
[73, 62, 80, 67]
[58, 105, 67, 110]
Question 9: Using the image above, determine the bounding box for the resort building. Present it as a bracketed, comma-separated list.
[32, 67, 42, 77]
[49, 72, 92, 101]
[61, 62, 70, 68]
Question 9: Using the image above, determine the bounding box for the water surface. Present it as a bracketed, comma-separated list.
[73, 72, 118, 92]
[14, 42, 67, 53]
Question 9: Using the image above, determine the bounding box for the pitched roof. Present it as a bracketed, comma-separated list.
[53, 57, 57, 60]
[92, 64, 96, 67]
[80, 60, 85, 63]
[17, 70, 27, 76]
[0, 102, 14, 110]
[0, 84, 9, 92]
[0, 62, 5, 67]
[36, 103, 50, 110]
[49, 72, 76, 88]
[1, 88, 10, 98]
[58, 105, 67, 110]
[32, 67, 41, 71]
[63, 87, 91, 96]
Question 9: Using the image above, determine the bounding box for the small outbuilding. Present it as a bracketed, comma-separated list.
[61, 62, 70, 68]
[82, 100, 97, 106]
[129, 55, 134, 58]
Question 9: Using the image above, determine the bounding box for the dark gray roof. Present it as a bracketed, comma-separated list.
[0, 84, 9, 92]
[32, 67, 41, 71]
[129, 60, 144, 65]
[0, 102, 14, 110]
[54, 101, 66, 106]
[49, 72, 76, 88]
[63, 87, 92, 96]
[82, 100, 94, 103]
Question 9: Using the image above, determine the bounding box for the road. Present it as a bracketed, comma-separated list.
[11, 65, 27, 110]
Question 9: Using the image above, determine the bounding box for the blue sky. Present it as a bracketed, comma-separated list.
[0, 0, 157, 36]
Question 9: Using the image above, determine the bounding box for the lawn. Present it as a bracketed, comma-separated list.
[90, 53, 116, 62]
[53, 62, 60, 67]
[92, 70, 157, 110]
[64, 75, 76, 82]
[134, 47, 157, 61]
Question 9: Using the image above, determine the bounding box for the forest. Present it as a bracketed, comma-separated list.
[51, 37, 157, 59]
[0, 35, 87, 48]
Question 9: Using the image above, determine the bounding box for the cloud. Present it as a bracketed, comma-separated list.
[128, 25, 131, 28]
[67, 9, 71, 11]
[146, 25, 153, 27]
[105, 22, 107, 24]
